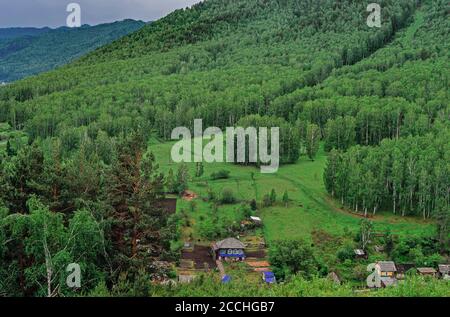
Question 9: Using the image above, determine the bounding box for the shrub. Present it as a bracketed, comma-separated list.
[220, 188, 236, 204]
[269, 240, 319, 281]
[250, 199, 257, 211]
[263, 194, 272, 207]
[337, 244, 355, 262]
[210, 169, 230, 180]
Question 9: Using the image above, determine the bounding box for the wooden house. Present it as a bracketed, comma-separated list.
[438, 264, 450, 280]
[376, 261, 397, 277]
[417, 267, 437, 277]
[213, 238, 246, 261]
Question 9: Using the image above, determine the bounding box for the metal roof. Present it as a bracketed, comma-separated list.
[438, 265, 450, 274]
[354, 249, 365, 255]
[417, 267, 437, 274]
[213, 238, 245, 250]
[377, 261, 397, 272]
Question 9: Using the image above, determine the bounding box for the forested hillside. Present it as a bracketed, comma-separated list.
[0, 27, 51, 40]
[0, 20, 145, 82]
[0, 0, 448, 297]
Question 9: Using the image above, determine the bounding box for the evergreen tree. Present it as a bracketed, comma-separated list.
[270, 189, 277, 205]
[106, 133, 168, 282]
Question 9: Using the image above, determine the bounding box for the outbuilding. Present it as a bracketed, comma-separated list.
[250, 216, 262, 224]
[417, 267, 437, 277]
[438, 264, 450, 280]
[354, 249, 367, 259]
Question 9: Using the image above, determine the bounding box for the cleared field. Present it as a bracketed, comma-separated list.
[149, 138, 434, 243]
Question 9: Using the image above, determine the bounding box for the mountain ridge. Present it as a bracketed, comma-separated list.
[0, 19, 146, 82]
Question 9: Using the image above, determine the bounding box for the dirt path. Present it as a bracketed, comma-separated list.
[216, 260, 225, 277]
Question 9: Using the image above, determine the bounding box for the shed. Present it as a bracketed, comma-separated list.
[354, 249, 367, 259]
[178, 274, 195, 284]
[417, 267, 437, 277]
[250, 216, 262, 224]
[438, 264, 450, 279]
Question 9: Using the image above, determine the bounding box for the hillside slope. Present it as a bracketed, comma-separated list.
[0, 27, 51, 40]
[0, 0, 420, 137]
[0, 20, 145, 82]
[0, 0, 448, 297]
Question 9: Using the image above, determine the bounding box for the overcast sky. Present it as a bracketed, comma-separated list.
[0, 0, 202, 28]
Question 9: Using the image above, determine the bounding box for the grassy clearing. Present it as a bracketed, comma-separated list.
[148, 138, 434, 243]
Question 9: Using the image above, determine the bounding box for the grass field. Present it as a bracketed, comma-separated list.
[148, 137, 434, 245]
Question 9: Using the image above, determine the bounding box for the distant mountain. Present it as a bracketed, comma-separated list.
[0, 27, 51, 40]
[0, 20, 146, 82]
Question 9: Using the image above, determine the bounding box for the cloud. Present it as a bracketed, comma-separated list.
[0, 0, 202, 28]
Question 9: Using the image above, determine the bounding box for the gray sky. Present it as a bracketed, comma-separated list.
[0, 0, 202, 28]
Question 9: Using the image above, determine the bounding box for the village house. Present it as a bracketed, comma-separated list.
[212, 238, 246, 262]
[417, 267, 437, 277]
[376, 261, 397, 277]
[438, 264, 450, 280]
[376, 261, 398, 288]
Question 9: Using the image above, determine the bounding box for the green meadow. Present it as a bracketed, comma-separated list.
[148, 138, 434, 244]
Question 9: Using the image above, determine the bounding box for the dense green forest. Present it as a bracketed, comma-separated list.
[0, 20, 145, 82]
[0, 0, 448, 297]
[0, 28, 51, 40]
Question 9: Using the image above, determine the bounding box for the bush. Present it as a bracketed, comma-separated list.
[337, 244, 354, 262]
[269, 240, 319, 281]
[210, 169, 231, 180]
[262, 194, 272, 207]
[220, 188, 236, 204]
[238, 204, 252, 219]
